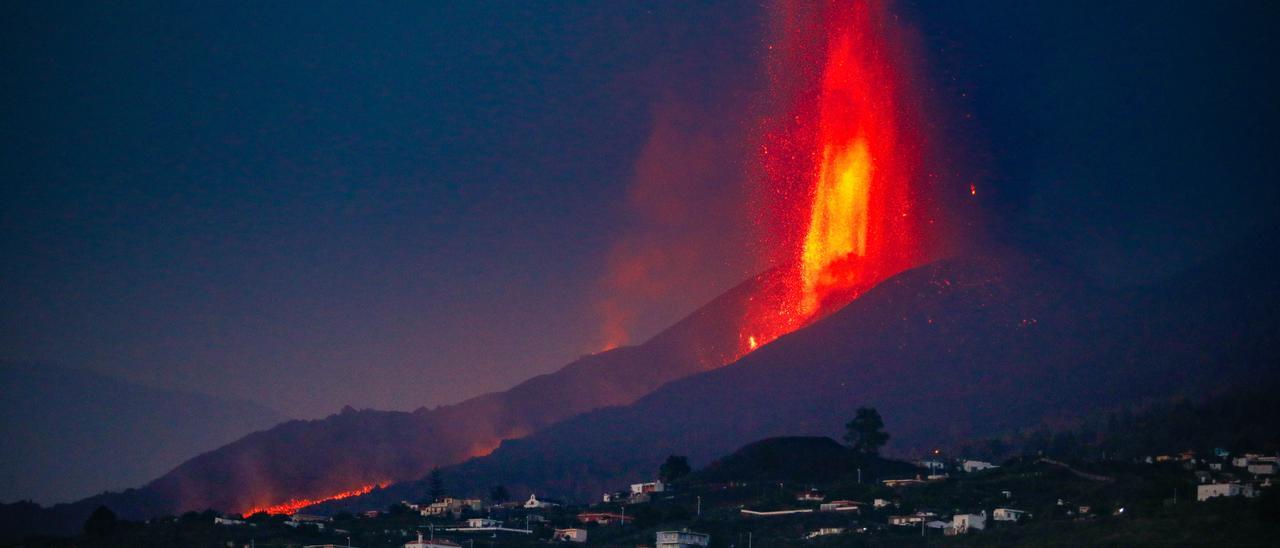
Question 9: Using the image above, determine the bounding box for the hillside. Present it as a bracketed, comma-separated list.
[16, 389, 1278, 547]
[331, 233, 1279, 508]
[0, 265, 817, 537]
[0, 362, 285, 505]
[692, 436, 917, 486]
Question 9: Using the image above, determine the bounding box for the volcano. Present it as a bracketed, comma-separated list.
[313, 232, 1280, 508]
[11, 231, 1278, 538]
[16, 0, 944, 528]
[0, 262, 842, 536]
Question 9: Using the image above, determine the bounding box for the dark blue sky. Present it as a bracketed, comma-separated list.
[3, 1, 1276, 418]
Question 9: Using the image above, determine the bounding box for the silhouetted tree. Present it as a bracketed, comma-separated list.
[659, 455, 691, 483]
[428, 467, 445, 502]
[490, 485, 510, 504]
[844, 407, 890, 455]
[83, 505, 117, 537]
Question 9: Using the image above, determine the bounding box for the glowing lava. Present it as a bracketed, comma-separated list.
[739, 0, 927, 355]
[241, 483, 385, 517]
[801, 134, 873, 315]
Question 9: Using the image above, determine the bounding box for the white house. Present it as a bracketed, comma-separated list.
[656, 530, 710, 548]
[819, 500, 861, 512]
[630, 481, 666, 494]
[952, 511, 987, 533]
[992, 508, 1030, 522]
[552, 528, 588, 543]
[1197, 483, 1258, 501]
[1248, 462, 1277, 475]
[465, 518, 500, 528]
[213, 516, 246, 526]
[1232, 456, 1251, 468]
[918, 459, 946, 472]
[805, 527, 846, 538]
[888, 513, 932, 526]
[796, 489, 824, 502]
[524, 494, 563, 509]
[421, 498, 482, 518]
[962, 460, 998, 473]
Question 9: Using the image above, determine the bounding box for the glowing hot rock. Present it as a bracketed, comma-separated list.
[739, 0, 925, 355]
[801, 135, 873, 315]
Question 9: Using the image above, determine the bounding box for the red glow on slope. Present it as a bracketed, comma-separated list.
[738, 0, 927, 355]
[240, 483, 386, 517]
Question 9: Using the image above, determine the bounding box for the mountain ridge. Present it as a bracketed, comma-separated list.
[317, 233, 1278, 509]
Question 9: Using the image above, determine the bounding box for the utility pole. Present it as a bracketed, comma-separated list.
[857, 468, 862, 484]
[696, 496, 701, 517]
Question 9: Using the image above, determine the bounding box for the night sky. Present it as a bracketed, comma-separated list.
[3, 1, 1276, 420]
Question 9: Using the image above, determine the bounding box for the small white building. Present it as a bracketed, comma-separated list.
[952, 511, 987, 533]
[421, 498, 482, 518]
[962, 460, 999, 473]
[888, 513, 931, 526]
[656, 530, 710, 548]
[1248, 462, 1277, 475]
[805, 527, 845, 538]
[552, 528, 588, 543]
[630, 480, 666, 494]
[796, 489, 824, 502]
[213, 516, 246, 526]
[1197, 483, 1258, 501]
[992, 508, 1030, 522]
[465, 518, 500, 528]
[1233, 456, 1251, 468]
[873, 498, 896, 508]
[819, 500, 861, 512]
[918, 459, 947, 472]
[523, 494, 563, 509]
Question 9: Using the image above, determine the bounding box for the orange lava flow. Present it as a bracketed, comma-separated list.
[738, 0, 925, 356]
[241, 483, 386, 517]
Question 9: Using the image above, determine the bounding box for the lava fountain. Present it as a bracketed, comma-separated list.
[739, 0, 928, 355]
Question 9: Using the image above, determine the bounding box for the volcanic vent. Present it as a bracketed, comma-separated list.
[734, 0, 934, 358]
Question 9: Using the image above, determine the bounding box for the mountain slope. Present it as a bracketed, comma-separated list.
[334, 236, 1279, 507]
[9, 264, 812, 536]
[0, 362, 285, 505]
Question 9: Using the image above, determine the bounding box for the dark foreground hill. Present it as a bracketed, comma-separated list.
[691, 436, 918, 486]
[327, 233, 1280, 509]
